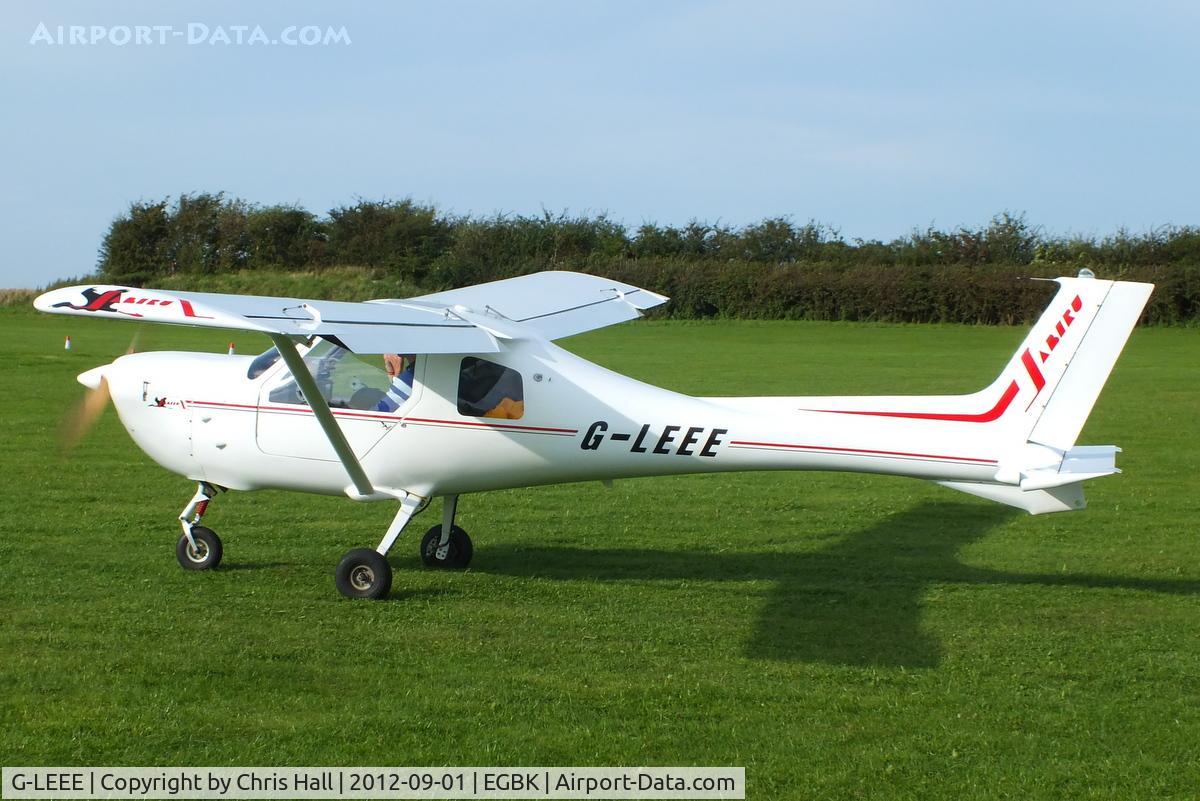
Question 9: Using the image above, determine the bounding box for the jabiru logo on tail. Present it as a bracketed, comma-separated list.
[1021, 294, 1083, 406]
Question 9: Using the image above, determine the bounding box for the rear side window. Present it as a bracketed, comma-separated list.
[458, 357, 524, 419]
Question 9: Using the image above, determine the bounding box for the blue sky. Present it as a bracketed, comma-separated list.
[2, 1, 1198, 288]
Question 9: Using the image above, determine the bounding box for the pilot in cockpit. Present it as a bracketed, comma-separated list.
[376, 353, 415, 412]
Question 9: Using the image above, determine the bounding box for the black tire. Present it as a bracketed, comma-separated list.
[176, 526, 223, 570]
[335, 548, 393, 599]
[420, 524, 473, 569]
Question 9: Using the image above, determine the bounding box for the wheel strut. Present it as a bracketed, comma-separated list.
[178, 481, 220, 548]
[436, 494, 459, 560]
[375, 493, 425, 556]
[335, 491, 426, 600]
[420, 494, 472, 569]
[176, 482, 224, 570]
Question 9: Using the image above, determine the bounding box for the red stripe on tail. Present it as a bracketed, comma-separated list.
[1021, 348, 1045, 392]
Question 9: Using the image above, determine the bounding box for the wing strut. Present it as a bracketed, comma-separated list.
[269, 334, 375, 498]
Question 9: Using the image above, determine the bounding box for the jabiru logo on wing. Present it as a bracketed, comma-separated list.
[52, 287, 212, 319]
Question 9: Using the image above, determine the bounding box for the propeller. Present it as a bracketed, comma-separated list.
[60, 375, 111, 452]
[59, 332, 140, 453]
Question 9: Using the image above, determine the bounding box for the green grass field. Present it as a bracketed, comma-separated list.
[2, 308, 1197, 800]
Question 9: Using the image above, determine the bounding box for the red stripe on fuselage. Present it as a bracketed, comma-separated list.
[802, 380, 1019, 423]
[403, 417, 578, 434]
[186, 400, 578, 433]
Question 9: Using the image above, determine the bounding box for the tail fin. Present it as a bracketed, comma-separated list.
[780, 272, 1152, 513]
[940, 272, 1152, 513]
[986, 272, 1153, 450]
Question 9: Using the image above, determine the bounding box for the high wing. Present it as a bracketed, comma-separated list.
[34, 271, 668, 353]
[397, 270, 668, 340]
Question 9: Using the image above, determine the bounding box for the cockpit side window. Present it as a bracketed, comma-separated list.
[267, 340, 410, 412]
[458, 357, 524, 419]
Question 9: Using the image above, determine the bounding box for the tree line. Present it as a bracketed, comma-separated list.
[96, 193, 1199, 323]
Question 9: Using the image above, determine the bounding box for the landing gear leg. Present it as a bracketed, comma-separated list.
[176, 482, 223, 570]
[334, 493, 423, 599]
[420, 494, 473, 569]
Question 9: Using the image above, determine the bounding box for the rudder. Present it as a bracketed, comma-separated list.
[987, 273, 1153, 450]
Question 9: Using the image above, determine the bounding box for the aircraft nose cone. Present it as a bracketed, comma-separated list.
[77, 365, 107, 390]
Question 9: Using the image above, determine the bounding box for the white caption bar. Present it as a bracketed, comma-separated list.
[2, 768, 744, 800]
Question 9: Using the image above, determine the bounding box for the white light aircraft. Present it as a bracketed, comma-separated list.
[35, 270, 1152, 598]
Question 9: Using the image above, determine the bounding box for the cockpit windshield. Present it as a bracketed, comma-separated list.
[247, 346, 281, 379]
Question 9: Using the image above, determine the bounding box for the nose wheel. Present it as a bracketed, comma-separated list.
[176, 526, 223, 570]
[176, 482, 224, 570]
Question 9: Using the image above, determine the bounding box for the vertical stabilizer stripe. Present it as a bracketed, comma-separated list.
[1021, 348, 1046, 392]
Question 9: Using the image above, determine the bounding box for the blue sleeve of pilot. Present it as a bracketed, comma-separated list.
[376, 368, 414, 412]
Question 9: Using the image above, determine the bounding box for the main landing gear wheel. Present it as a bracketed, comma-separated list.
[420, 525, 473, 569]
[176, 526, 223, 570]
[335, 548, 393, 599]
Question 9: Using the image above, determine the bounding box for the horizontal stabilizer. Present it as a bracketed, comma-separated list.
[1019, 445, 1120, 490]
[938, 480, 1086, 514]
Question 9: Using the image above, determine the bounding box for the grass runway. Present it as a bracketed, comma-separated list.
[1, 308, 1197, 799]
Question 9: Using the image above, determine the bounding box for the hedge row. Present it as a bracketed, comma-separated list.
[598, 260, 1196, 325]
[99, 194, 1200, 279]
[92, 194, 1200, 323]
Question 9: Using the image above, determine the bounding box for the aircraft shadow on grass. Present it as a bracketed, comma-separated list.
[475, 501, 1200, 668]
